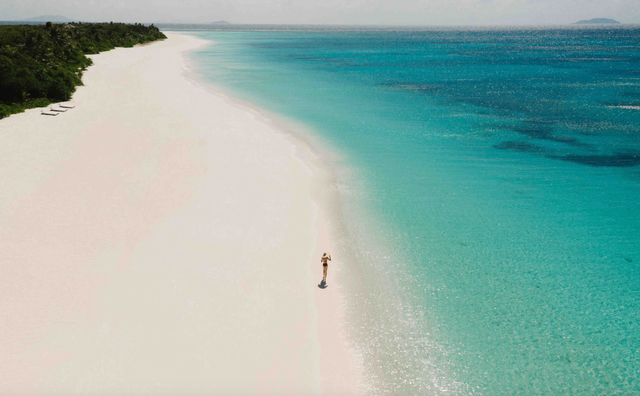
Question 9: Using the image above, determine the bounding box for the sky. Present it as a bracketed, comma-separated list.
[1, 0, 638, 25]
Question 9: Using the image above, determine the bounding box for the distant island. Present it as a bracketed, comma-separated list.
[575, 18, 620, 24]
[23, 15, 74, 22]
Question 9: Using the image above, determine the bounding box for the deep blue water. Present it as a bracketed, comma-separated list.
[180, 26, 640, 394]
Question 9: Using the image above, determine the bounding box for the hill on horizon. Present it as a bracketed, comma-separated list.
[23, 15, 74, 22]
[575, 18, 620, 24]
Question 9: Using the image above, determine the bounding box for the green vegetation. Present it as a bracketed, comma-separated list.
[0, 22, 166, 119]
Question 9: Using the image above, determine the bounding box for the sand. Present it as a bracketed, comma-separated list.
[0, 33, 360, 395]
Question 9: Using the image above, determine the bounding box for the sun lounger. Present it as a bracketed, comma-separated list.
[60, 103, 76, 109]
[41, 110, 59, 116]
[50, 107, 67, 112]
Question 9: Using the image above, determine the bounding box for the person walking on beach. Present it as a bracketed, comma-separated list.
[320, 253, 331, 287]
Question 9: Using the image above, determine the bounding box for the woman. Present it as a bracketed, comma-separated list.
[320, 253, 331, 286]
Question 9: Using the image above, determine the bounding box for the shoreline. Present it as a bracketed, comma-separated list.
[0, 32, 362, 394]
[178, 34, 367, 394]
[177, 33, 467, 395]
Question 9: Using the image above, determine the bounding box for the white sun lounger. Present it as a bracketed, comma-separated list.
[41, 110, 59, 116]
[60, 103, 76, 109]
[50, 107, 67, 112]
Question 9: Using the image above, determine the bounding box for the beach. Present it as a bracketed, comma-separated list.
[0, 33, 359, 395]
[4, 26, 640, 395]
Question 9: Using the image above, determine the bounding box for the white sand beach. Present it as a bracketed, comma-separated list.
[0, 33, 359, 395]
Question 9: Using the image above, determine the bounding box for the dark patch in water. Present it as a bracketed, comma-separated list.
[622, 91, 640, 100]
[597, 68, 640, 77]
[494, 142, 640, 167]
[553, 153, 640, 167]
[625, 257, 633, 262]
[505, 125, 586, 146]
[493, 141, 546, 154]
[492, 124, 591, 148]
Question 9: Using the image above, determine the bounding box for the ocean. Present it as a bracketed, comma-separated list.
[173, 25, 640, 394]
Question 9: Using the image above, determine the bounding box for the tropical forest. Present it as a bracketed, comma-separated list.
[0, 22, 166, 119]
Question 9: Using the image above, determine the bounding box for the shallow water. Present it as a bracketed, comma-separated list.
[179, 26, 640, 394]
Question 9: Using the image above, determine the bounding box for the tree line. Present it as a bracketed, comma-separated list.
[0, 22, 167, 119]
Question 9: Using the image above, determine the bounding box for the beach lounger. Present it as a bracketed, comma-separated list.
[41, 110, 59, 116]
[60, 103, 76, 109]
[50, 107, 67, 112]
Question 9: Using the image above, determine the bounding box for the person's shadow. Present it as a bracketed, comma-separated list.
[318, 280, 328, 289]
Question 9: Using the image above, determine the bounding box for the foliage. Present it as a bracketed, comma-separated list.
[0, 22, 166, 119]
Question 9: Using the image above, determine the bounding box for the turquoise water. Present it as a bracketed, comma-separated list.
[181, 26, 640, 394]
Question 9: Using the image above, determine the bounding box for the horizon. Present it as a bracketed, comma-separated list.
[0, 18, 637, 28]
[1, 0, 638, 26]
